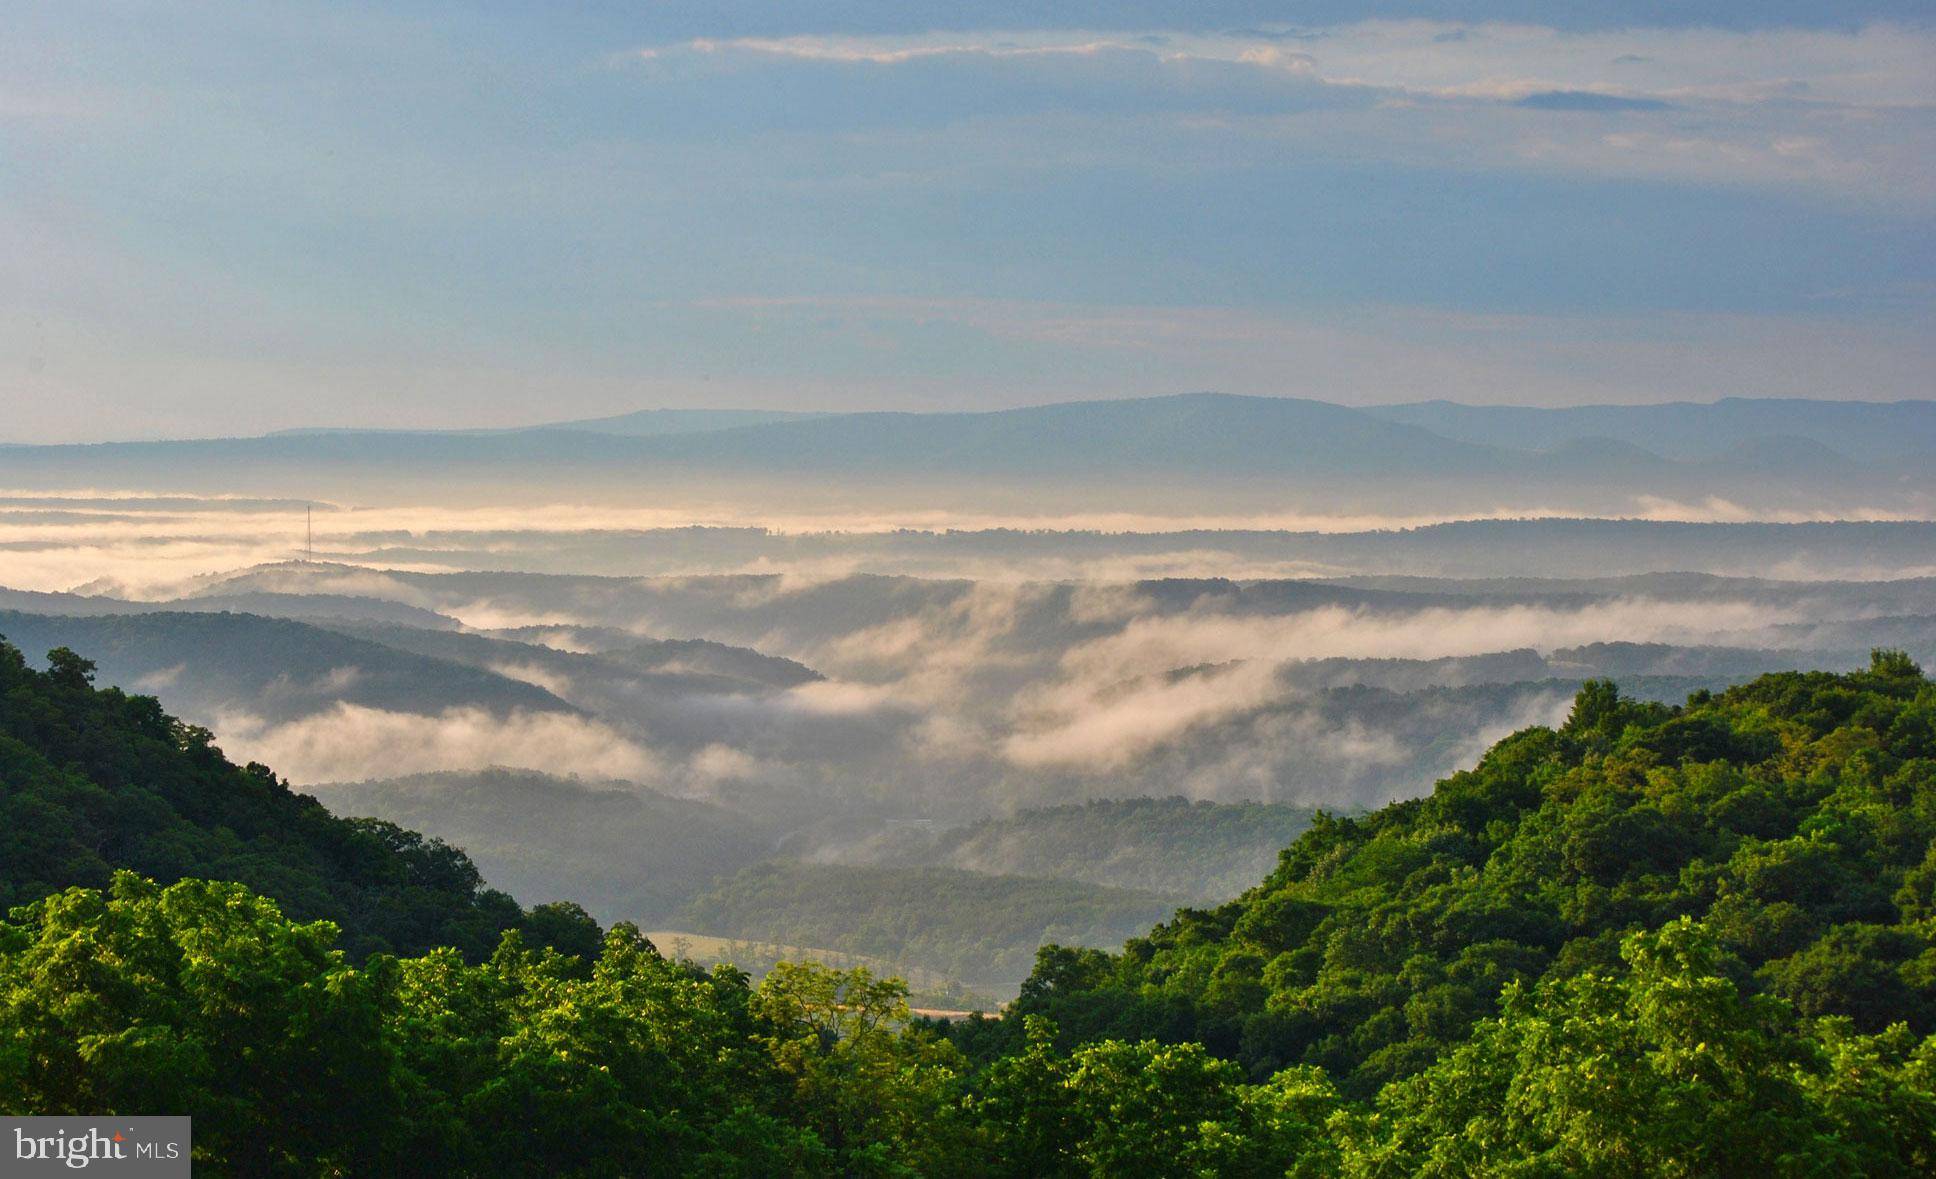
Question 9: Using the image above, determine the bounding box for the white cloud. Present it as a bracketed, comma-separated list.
[9, 489, 1931, 599]
[215, 704, 662, 784]
[992, 595, 1821, 772]
[654, 22, 1935, 110]
[627, 22, 1936, 205]
[487, 661, 574, 699]
[1002, 660, 1282, 768]
[687, 742, 762, 781]
[1053, 598, 1807, 687]
[133, 663, 186, 690]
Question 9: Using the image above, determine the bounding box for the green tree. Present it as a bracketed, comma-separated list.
[0, 873, 401, 1173]
[752, 962, 970, 1175]
[1339, 919, 1936, 1176]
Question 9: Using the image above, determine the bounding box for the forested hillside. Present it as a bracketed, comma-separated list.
[0, 637, 590, 960]
[4, 641, 1933, 1174]
[986, 652, 1936, 1103]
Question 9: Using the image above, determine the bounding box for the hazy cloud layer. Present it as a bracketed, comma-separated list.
[16, 523, 1936, 813]
[9, 493, 1936, 597]
[217, 704, 662, 784]
[191, 564, 1914, 811]
[659, 22, 1935, 119]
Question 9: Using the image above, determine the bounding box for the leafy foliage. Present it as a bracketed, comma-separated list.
[1337, 917, 1936, 1176]
[4, 642, 1934, 1174]
[992, 652, 1936, 1101]
[0, 874, 957, 1174]
[0, 637, 578, 959]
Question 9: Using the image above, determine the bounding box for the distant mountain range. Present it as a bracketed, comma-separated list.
[6, 393, 1931, 516]
[334, 392, 1936, 466]
[1364, 397, 1936, 463]
[382, 394, 1936, 464]
[269, 407, 820, 438]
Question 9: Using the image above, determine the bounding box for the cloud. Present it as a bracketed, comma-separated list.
[133, 663, 186, 690]
[1513, 90, 1673, 112]
[1436, 687, 1575, 769]
[616, 34, 1362, 142]
[488, 661, 575, 699]
[612, 21, 1935, 208]
[10, 486, 1931, 817]
[1168, 707, 1414, 804]
[687, 742, 763, 781]
[990, 594, 1822, 774]
[635, 21, 1936, 114]
[778, 679, 913, 716]
[216, 704, 661, 784]
[789, 580, 1052, 694]
[317, 666, 362, 692]
[500, 627, 607, 654]
[13, 489, 1931, 608]
[1002, 659, 1281, 768]
[1053, 598, 1807, 687]
[686, 36, 1148, 67]
[0, 492, 1597, 595]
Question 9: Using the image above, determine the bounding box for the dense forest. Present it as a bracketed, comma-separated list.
[3, 636, 1933, 1173]
[974, 653, 1936, 1102]
[0, 638, 595, 961]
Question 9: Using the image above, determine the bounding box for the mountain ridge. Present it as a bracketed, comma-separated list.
[6, 393, 1930, 516]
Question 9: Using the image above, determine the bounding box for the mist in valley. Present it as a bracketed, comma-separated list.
[6, 446, 1935, 993]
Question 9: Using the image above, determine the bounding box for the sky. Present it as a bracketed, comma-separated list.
[1, 1, 1932, 441]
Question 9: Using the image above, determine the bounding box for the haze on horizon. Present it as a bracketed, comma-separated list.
[4, 1, 1933, 443]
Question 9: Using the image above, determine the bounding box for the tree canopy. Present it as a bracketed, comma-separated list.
[0, 637, 589, 960]
[987, 653, 1936, 1104]
[3, 639, 1934, 1174]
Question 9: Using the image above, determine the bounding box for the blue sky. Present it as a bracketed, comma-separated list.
[2, 2, 1931, 440]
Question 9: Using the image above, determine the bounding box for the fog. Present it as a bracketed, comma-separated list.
[215, 704, 664, 783]
[28, 557, 1902, 825]
[7, 482, 1934, 860]
[10, 492, 1936, 597]
[9, 473, 1934, 994]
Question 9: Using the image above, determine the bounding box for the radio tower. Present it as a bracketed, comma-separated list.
[305, 504, 313, 563]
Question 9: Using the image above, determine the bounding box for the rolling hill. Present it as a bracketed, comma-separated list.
[0, 609, 571, 723]
[0, 634, 585, 960]
[316, 769, 776, 924]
